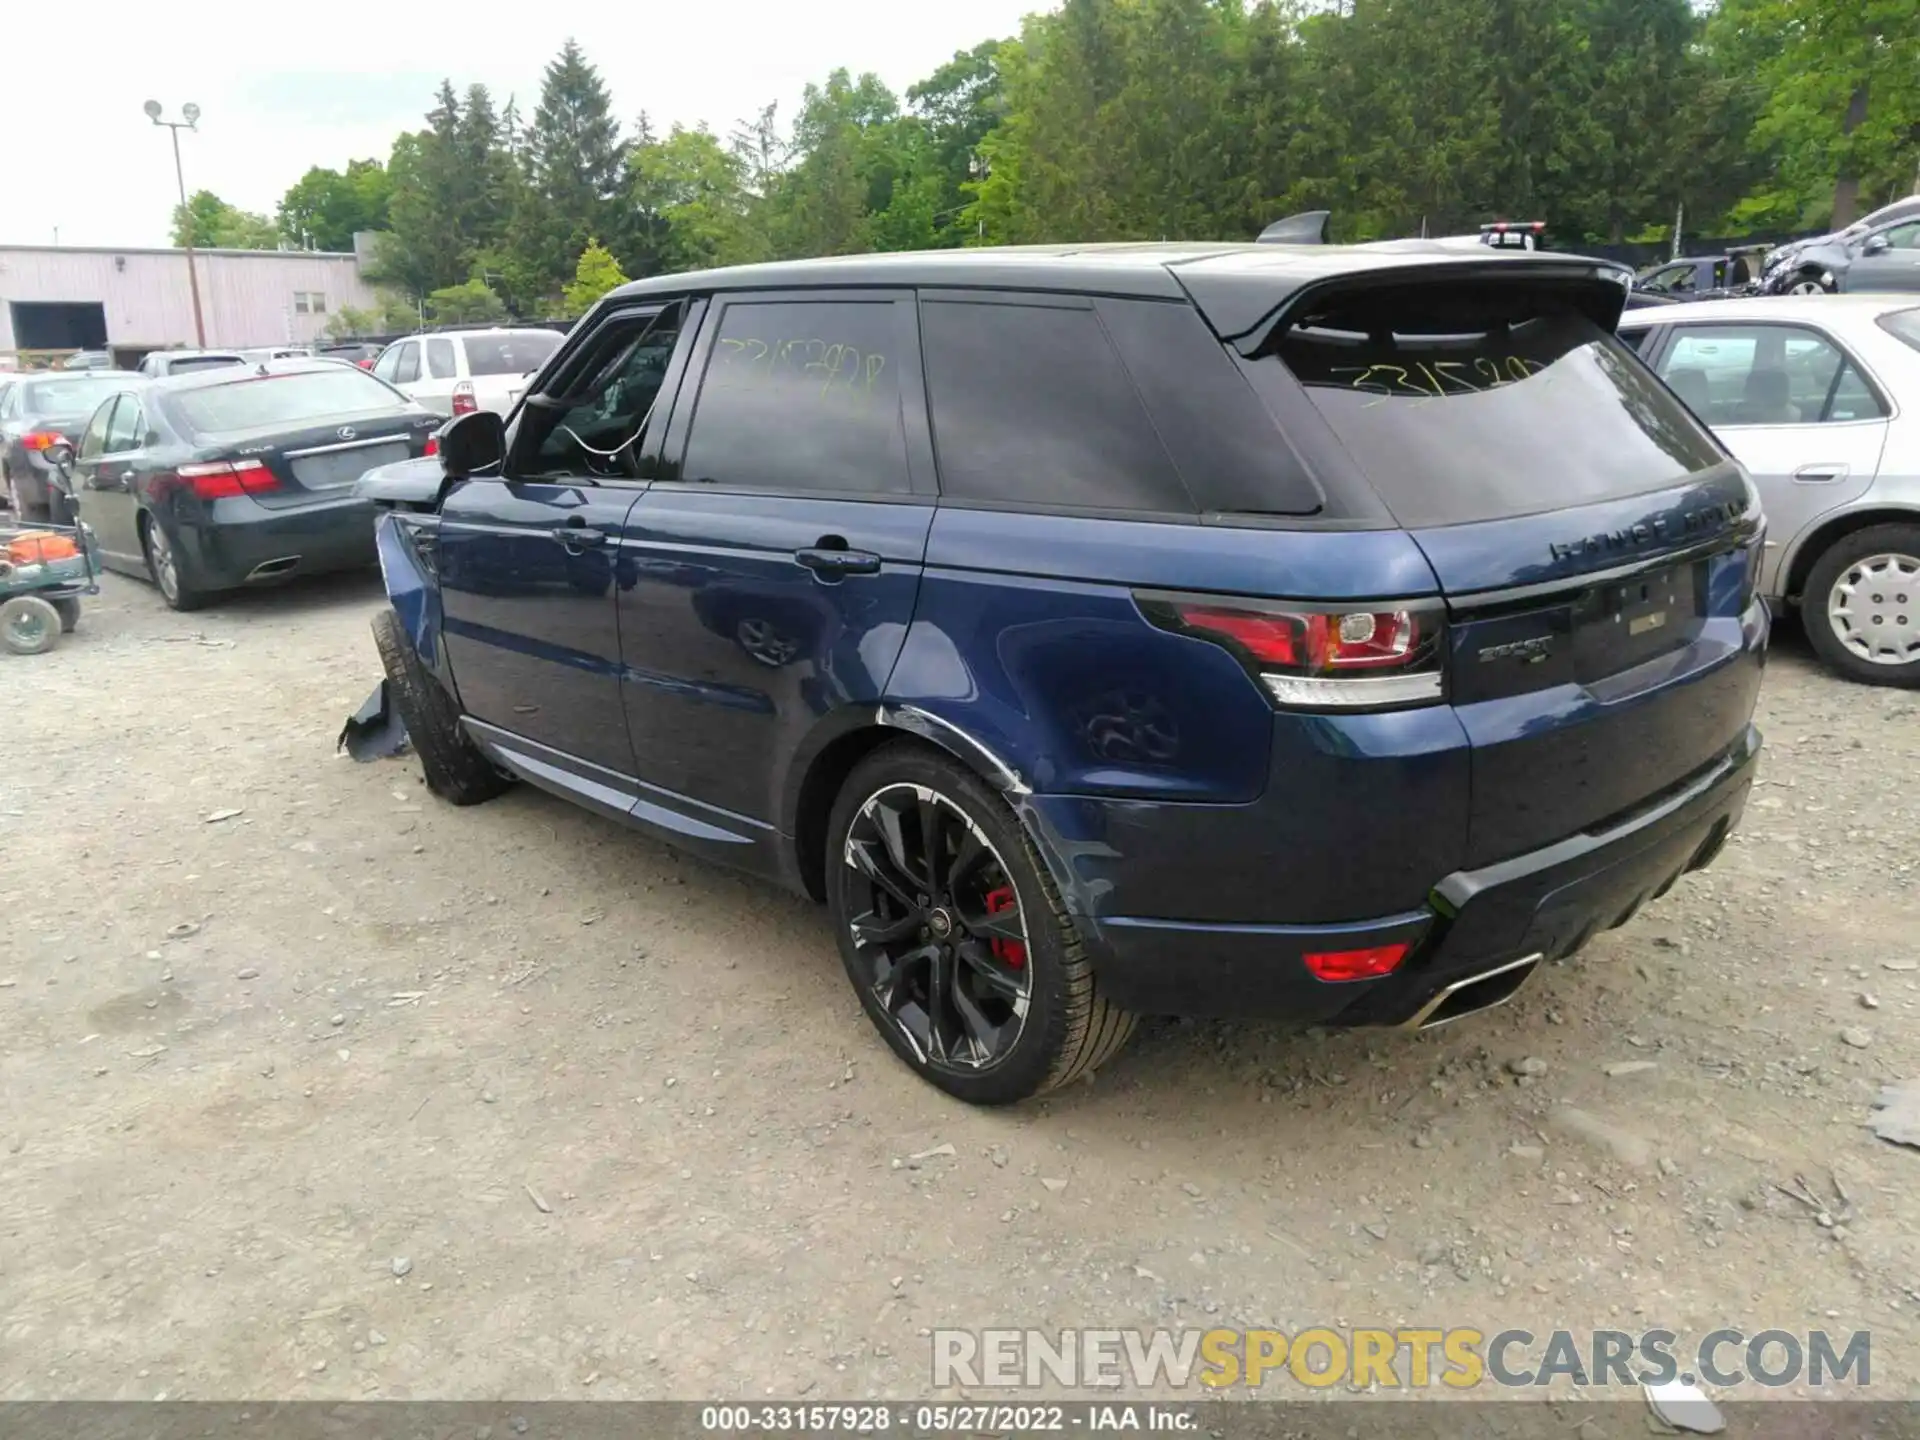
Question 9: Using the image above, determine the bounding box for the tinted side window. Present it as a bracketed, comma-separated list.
[105, 398, 143, 452]
[679, 299, 909, 496]
[391, 343, 420, 385]
[79, 398, 116, 459]
[920, 298, 1191, 514]
[425, 338, 457, 380]
[1095, 297, 1321, 516]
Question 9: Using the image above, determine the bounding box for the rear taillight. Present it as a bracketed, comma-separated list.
[1303, 944, 1409, 982]
[356, 359, 374, 370]
[21, 431, 65, 452]
[424, 435, 440, 457]
[173, 458, 280, 500]
[1140, 593, 1444, 710]
[450, 381, 477, 416]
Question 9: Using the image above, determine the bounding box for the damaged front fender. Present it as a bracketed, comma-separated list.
[374, 513, 454, 691]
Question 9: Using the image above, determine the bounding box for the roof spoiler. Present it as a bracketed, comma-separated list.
[1256, 211, 1331, 245]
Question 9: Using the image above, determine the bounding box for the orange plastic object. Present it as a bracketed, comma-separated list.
[6, 531, 79, 565]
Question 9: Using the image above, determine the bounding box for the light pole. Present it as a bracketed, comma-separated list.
[146, 100, 207, 348]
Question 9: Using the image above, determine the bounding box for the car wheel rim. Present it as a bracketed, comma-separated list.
[6, 606, 50, 648]
[1827, 552, 1920, 666]
[840, 782, 1033, 1074]
[148, 527, 179, 602]
[1787, 280, 1826, 295]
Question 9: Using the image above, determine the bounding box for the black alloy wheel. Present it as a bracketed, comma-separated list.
[827, 744, 1136, 1105]
[843, 780, 1034, 1071]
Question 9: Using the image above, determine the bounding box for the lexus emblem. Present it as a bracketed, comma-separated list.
[337, 426, 357, 441]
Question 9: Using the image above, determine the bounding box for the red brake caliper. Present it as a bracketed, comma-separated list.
[983, 886, 1026, 969]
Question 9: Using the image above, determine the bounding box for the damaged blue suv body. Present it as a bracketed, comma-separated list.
[361, 243, 1766, 1105]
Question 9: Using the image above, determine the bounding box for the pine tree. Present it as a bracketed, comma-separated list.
[517, 40, 627, 297]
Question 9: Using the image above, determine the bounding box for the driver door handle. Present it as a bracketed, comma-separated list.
[1792, 463, 1848, 484]
[553, 524, 608, 549]
[795, 546, 882, 578]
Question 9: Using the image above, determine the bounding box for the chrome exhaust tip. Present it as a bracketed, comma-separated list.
[245, 556, 301, 581]
[1401, 953, 1543, 1031]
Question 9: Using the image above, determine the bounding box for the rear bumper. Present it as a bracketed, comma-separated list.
[174, 494, 379, 589]
[1068, 723, 1760, 1023]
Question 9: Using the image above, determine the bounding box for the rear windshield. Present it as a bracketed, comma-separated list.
[462, 331, 560, 377]
[167, 368, 405, 434]
[1257, 280, 1726, 527]
[22, 377, 126, 417]
[1878, 307, 1920, 354]
[168, 355, 245, 374]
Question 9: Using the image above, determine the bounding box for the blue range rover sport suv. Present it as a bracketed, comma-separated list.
[360, 242, 1767, 1105]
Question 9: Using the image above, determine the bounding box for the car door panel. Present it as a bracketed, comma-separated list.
[434, 304, 699, 796]
[1651, 321, 1891, 599]
[76, 396, 142, 565]
[616, 291, 935, 846]
[436, 481, 644, 790]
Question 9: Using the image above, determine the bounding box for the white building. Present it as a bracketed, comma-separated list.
[0, 244, 383, 357]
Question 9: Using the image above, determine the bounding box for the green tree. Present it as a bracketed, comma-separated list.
[630, 124, 770, 272]
[1709, 0, 1920, 228]
[277, 160, 392, 251]
[323, 303, 382, 339]
[171, 190, 281, 249]
[425, 279, 508, 324]
[379, 85, 470, 294]
[515, 40, 628, 296]
[907, 41, 1007, 244]
[562, 238, 629, 315]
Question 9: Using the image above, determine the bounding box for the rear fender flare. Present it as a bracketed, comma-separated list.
[780, 704, 1103, 921]
[374, 513, 455, 693]
[871, 705, 1106, 924]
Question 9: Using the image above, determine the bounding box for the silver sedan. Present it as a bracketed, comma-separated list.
[1620, 294, 1920, 686]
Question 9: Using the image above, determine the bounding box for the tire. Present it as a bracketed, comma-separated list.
[1, 595, 62, 655]
[1785, 273, 1833, 296]
[370, 608, 512, 805]
[51, 597, 80, 633]
[826, 741, 1136, 1105]
[1803, 524, 1920, 687]
[141, 515, 211, 612]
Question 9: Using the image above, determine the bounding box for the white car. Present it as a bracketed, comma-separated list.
[1619, 294, 1920, 685]
[371, 327, 564, 418]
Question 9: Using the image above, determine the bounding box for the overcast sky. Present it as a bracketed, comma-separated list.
[9, 2, 1046, 250]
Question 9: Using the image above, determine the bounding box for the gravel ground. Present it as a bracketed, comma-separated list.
[1, 571, 1916, 1403]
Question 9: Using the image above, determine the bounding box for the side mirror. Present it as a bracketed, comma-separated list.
[1862, 234, 1891, 256]
[437, 409, 504, 479]
[43, 441, 74, 469]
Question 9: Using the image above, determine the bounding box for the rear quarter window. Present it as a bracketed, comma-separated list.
[919, 296, 1195, 514]
[1251, 279, 1726, 527]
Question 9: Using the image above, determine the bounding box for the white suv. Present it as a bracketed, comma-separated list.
[372, 327, 564, 417]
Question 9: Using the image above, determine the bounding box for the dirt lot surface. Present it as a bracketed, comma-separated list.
[2, 572, 1917, 1404]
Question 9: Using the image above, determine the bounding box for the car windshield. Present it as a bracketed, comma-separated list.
[462, 331, 560, 377]
[22, 376, 126, 417]
[1877, 307, 1920, 354]
[167, 368, 405, 434]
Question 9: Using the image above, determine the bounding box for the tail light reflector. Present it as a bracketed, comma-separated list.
[1139, 593, 1443, 710]
[424, 434, 440, 457]
[1304, 944, 1409, 982]
[21, 431, 65, 452]
[450, 381, 477, 416]
[174, 458, 280, 500]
